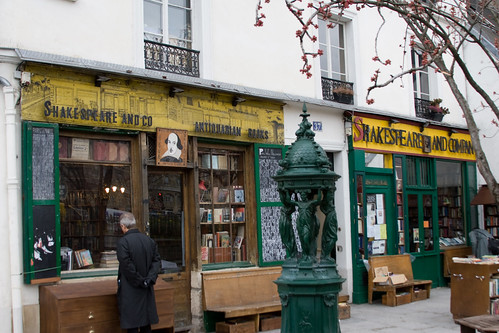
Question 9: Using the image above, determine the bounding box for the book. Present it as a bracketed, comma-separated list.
[213, 208, 223, 223]
[75, 249, 93, 268]
[233, 207, 245, 222]
[201, 246, 209, 264]
[217, 188, 229, 203]
[93, 141, 109, 161]
[233, 235, 244, 249]
[216, 231, 229, 247]
[232, 187, 245, 203]
[221, 234, 231, 248]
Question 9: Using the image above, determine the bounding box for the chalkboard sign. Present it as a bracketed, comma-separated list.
[32, 127, 55, 200]
[257, 147, 281, 202]
[23, 122, 60, 284]
[32, 205, 57, 280]
[260, 206, 286, 262]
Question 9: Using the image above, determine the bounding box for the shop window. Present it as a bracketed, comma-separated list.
[436, 160, 465, 246]
[148, 171, 185, 272]
[199, 148, 246, 264]
[59, 136, 132, 270]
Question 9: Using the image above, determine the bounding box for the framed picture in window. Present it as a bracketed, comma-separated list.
[156, 128, 188, 167]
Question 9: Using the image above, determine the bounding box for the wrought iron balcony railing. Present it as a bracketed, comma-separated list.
[144, 40, 200, 77]
[321, 77, 354, 104]
[414, 97, 444, 121]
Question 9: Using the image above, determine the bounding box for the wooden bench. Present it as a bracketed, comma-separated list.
[368, 254, 432, 306]
[202, 267, 282, 331]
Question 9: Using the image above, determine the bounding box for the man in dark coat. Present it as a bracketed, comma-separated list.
[117, 212, 161, 333]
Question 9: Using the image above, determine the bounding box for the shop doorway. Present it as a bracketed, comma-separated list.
[147, 169, 191, 327]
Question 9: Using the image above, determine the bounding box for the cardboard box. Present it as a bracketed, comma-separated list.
[338, 303, 350, 319]
[373, 266, 407, 285]
[260, 315, 281, 331]
[216, 320, 255, 333]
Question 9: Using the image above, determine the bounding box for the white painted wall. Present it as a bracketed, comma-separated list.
[0, 0, 137, 66]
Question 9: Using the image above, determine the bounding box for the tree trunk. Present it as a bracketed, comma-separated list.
[435, 57, 499, 208]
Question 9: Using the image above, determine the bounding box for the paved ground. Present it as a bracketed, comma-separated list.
[264, 287, 460, 332]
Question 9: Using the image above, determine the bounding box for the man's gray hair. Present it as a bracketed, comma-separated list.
[119, 212, 137, 228]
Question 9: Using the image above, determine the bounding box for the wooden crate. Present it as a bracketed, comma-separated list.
[338, 303, 350, 319]
[382, 292, 412, 306]
[216, 320, 255, 333]
[413, 289, 428, 301]
[260, 315, 281, 331]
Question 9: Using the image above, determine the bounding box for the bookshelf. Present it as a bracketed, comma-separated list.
[485, 205, 499, 237]
[394, 157, 405, 254]
[356, 174, 365, 259]
[450, 262, 499, 319]
[199, 149, 247, 264]
[438, 186, 465, 246]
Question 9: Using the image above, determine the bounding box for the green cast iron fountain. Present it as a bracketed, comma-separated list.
[273, 104, 344, 333]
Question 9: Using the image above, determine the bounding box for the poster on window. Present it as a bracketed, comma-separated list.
[156, 128, 188, 167]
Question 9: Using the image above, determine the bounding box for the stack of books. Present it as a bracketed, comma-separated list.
[100, 250, 119, 268]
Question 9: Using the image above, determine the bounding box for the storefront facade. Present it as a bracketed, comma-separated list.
[348, 113, 477, 303]
[20, 63, 287, 331]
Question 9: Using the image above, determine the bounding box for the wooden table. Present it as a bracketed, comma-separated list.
[455, 315, 499, 333]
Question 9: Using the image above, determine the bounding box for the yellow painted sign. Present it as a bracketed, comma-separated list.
[21, 64, 284, 145]
[352, 115, 475, 161]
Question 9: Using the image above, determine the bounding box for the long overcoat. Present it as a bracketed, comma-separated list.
[117, 228, 161, 329]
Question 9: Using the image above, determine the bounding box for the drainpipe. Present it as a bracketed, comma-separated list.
[1, 76, 23, 333]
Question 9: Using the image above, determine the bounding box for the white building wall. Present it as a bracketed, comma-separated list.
[0, 0, 497, 331]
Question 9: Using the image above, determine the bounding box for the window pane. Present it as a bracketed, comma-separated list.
[419, 158, 431, 186]
[423, 194, 434, 251]
[149, 172, 184, 272]
[407, 157, 417, 185]
[437, 160, 465, 245]
[144, 1, 163, 34]
[420, 72, 429, 94]
[331, 46, 341, 73]
[168, 6, 191, 46]
[408, 194, 419, 252]
[365, 153, 385, 168]
[60, 162, 132, 269]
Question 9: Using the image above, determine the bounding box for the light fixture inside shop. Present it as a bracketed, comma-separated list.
[104, 185, 126, 194]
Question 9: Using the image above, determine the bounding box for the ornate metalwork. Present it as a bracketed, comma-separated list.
[321, 77, 354, 104]
[274, 104, 341, 265]
[415, 97, 445, 121]
[144, 40, 200, 77]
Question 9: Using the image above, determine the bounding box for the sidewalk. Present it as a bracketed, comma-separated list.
[265, 287, 460, 332]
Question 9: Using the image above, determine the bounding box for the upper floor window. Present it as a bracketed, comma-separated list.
[144, 0, 192, 49]
[318, 19, 346, 81]
[411, 49, 430, 101]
